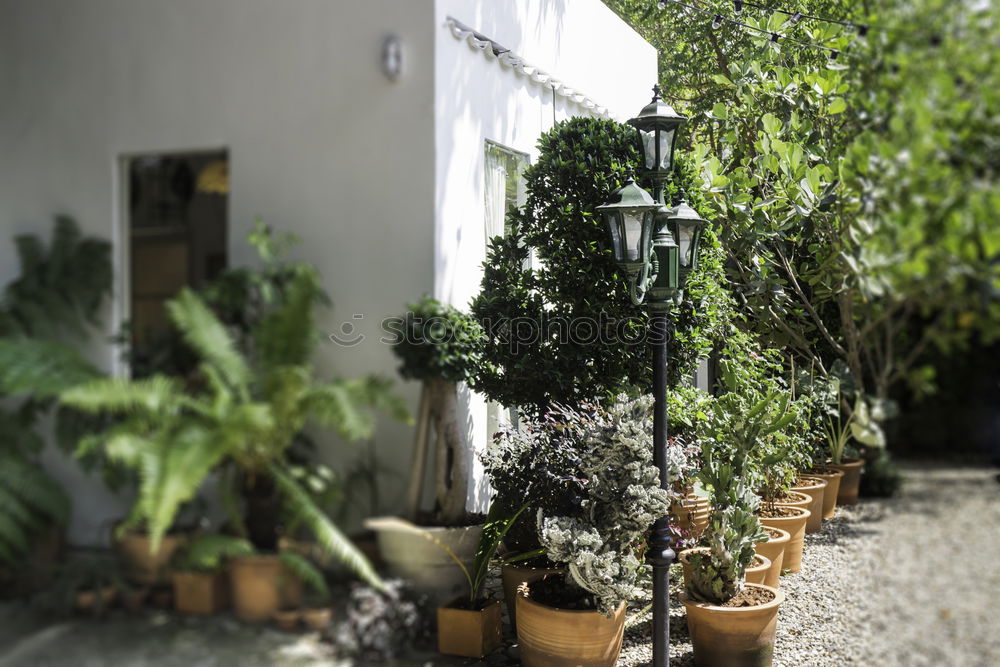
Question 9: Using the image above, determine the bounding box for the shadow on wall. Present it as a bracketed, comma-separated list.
[434, 0, 574, 308]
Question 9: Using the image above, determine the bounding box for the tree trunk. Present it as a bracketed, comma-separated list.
[403, 385, 431, 521]
[431, 378, 468, 525]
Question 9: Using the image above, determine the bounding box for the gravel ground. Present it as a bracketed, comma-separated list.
[1, 463, 996, 666]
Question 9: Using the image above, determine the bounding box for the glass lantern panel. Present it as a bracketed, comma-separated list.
[658, 129, 676, 170]
[623, 211, 644, 261]
[641, 130, 657, 170]
[604, 213, 624, 261]
[677, 222, 694, 267]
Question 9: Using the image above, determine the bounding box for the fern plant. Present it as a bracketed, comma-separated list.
[0, 217, 111, 568]
[63, 277, 407, 589]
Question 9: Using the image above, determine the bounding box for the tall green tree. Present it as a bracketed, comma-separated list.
[607, 0, 1000, 435]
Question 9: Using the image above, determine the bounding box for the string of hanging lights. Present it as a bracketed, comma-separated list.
[657, 0, 871, 61]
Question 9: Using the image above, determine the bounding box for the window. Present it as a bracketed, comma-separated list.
[484, 141, 529, 241]
[483, 142, 529, 440]
[125, 150, 228, 375]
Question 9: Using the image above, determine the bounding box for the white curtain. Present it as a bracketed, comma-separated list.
[484, 147, 507, 242]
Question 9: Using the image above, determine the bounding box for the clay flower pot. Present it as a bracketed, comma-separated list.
[501, 559, 563, 632]
[121, 586, 150, 612]
[173, 570, 228, 615]
[682, 583, 785, 667]
[826, 458, 864, 505]
[365, 518, 484, 604]
[74, 585, 118, 613]
[437, 598, 503, 658]
[516, 588, 626, 667]
[670, 491, 711, 542]
[115, 528, 187, 586]
[791, 477, 827, 533]
[771, 490, 811, 511]
[678, 549, 771, 589]
[272, 608, 300, 632]
[759, 506, 810, 574]
[302, 606, 333, 631]
[803, 467, 844, 519]
[229, 555, 301, 623]
[754, 527, 790, 588]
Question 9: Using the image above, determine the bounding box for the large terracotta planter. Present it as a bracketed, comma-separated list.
[826, 458, 864, 505]
[754, 527, 790, 589]
[682, 583, 785, 667]
[365, 518, 483, 603]
[516, 587, 626, 667]
[804, 468, 844, 519]
[758, 507, 809, 574]
[228, 555, 302, 622]
[501, 560, 563, 632]
[671, 492, 711, 542]
[770, 490, 810, 512]
[173, 570, 228, 615]
[115, 528, 187, 585]
[790, 477, 827, 533]
[437, 598, 503, 658]
[679, 549, 771, 589]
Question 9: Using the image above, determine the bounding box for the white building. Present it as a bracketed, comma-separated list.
[0, 0, 656, 544]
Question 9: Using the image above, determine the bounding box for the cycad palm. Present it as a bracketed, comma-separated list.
[63, 277, 406, 589]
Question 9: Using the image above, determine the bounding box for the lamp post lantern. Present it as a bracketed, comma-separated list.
[600, 86, 707, 667]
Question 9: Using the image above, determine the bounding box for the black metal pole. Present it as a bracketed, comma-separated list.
[649, 310, 673, 667]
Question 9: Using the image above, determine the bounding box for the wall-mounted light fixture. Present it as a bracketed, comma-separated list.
[382, 34, 404, 81]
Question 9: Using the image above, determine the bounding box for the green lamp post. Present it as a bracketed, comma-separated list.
[597, 86, 707, 667]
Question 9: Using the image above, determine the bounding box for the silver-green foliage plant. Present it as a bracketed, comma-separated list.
[535, 395, 684, 615]
[687, 375, 793, 604]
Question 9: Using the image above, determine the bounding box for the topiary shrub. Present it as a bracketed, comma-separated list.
[470, 116, 729, 417]
[388, 296, 484, 524]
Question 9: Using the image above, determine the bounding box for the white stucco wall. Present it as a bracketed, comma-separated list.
[0, 0, 436, 545]
[432, 0, 657, 510]
[0, 0, 656, 541]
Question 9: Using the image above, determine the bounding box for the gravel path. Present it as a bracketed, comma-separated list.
[617, 463, 1000, 667]
[1, 464, 995, 666]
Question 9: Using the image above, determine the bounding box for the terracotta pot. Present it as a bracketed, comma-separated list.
[229, 555, 302, 623]
[273, 608, 300, 632]
[501, 560, 563, 632]
[671, 492, 711, 541]
[758, 507, 809, 574]
[770, 490, 811, 511]
[791, 477, 827, 533]
[151, 588, 173, 608]
[115, 528, 187, 586]
[365, 518, 483, 604]
[682, 583, 785, 667]
[826, 458, 864, 505]
[516, 587, 626, 667]
[803, 468, 844, 519]
[754, 527, 789, 589]
[679, 549, 771, 590]
[437, 598, 503, 658]
[302, 606, 334, 631]
[75, 585, 118, 613]
[173, 570, 228, 615]
[121, 587, 150, 612]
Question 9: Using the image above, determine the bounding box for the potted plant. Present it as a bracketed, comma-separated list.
[681, 385, 788, 667]
[0, 218, 112, 581]
[823, 391, 865, 505]
[170, 533, 245, 615]
[507, 397, 682, 667]
[62, 228, 407, 623]
[366, 296, 485, 602]
[752, 394, 811, 575]
[790, 475, 827, 533]
[753, 526, 789, 589]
